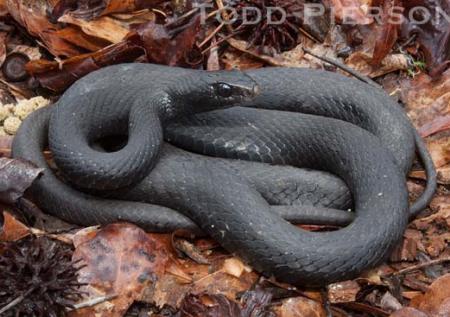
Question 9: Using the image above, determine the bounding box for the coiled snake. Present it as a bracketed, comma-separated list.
[12, 64, 436, 287]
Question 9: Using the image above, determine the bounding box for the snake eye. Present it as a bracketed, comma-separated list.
[215, 83, 233, 98]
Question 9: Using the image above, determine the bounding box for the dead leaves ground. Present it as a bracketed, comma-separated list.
[0, 0, 449, 316]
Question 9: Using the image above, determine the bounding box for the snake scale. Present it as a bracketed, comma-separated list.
[12, 64, 436, 287]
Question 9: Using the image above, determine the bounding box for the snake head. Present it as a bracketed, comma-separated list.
[178, 70, 260, 113]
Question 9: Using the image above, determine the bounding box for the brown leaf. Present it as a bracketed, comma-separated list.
[0, 211, 30, 242]
[400, 69, 450, 128]
[0, 31, 6, 67]
[278, 297, 327, 317]
[419, 115, 450, 138]
[0, 157, 43, 205]
[51, 0, 164, 21]
[58, 15, 133, 44]
[69, 223, 169, 317]
[227, 39, 311, 68]
[152, 264, 258, 308]
[389, 307, 428, 317]
[133, 15, 202, 66]
[329, 0, 374, 24]
[371, 0, 400, 66]
[178, 287, 275, 317]
[6, 0, 84, 58]
[346, 51, 408, 77]
[55, 27, 108, 52]
[401, 0, 450, 75]
[328, 280, 361, 303]
[178, 293, 242, 317]
[0, 135, 13, 157]
[26, 39, 145, 92]
[409, 274, 450, 316]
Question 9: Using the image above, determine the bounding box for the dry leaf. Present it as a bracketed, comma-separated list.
[178, 293, 242, 317]
[390, 307, 428, 317]
[329, 0, 373, 24]
[328, 280, 361, 303]
[371, 0, 400, 66]
[70, 223, 169, 317]
[0, 157, 43, 205]
[0, 211, 30, 242]
[133, 15, 202, 66]
[401, 0, 450, 75]
[392, 274, 450, 317]
[278, 297, 326, 317]
[400, 65, 450, 128]
[26, 39, 145, 92]
[346, 51, 408, 77]
[51, 0, 164, 20]
[58, 15, 132, 44]
[6, 0, 84, 57]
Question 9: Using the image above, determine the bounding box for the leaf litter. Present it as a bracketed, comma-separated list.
[0, 0, 449, 316]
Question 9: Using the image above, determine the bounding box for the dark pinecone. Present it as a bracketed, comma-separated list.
[0, 236, 84, 317]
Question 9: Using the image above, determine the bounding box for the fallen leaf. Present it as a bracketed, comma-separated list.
[227, 39, 311, 68]
[173, 237, 209, 265]
[133, 15, 202, 66]
[26, 39, 145, 92]
[328, 280, 361, 303]
[390, 307, 428, 317]
[6, 0, 84, 57]
[371, 0, 400, 66]
[0, 135, 13, 157]
[152, 263, 259, 308]
[419, 115, 450, 138]
[0, 157, 43, 205]
[401, 0, 450, 75]
[400, 68, 450, 128]
[178, 293, 242, 317]
[278, 296, 326, 317]
[51, 0, 164, 21]
[58, 15, 132, 44]
[346, 51, 408, 77]
[69, 223, 169, 317]
[178, 286, 275, 317]
[411, 274, 450, 316]
[329, 0, 373, 24]
[0, 211, 30, 242]
[0, 31, 6, 67]
[379, 292, 403, 312]
[222, 258, 246, 278]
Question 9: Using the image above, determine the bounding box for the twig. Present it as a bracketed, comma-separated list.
[302, 47, 381, 88]
[388, 256, 450, 277]
[0, 288, 34, 315]
[199, 22, 226, 47]
[298, 27, 319, 42]
[165, 7, 200, 28]
[201, 31, 243, 54]
[215, 0, 234, 33]
[67, 294, 117, 311]
[0, 295, 25, 314]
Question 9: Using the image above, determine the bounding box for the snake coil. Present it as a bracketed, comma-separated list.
[13, 64, 436, 286]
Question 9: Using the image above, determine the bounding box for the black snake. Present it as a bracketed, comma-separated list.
[12, 64, 436, 287]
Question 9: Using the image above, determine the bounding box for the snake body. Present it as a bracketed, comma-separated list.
[12, 64, 436, 286]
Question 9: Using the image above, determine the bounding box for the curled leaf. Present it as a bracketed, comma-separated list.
[0, 157, 43, 205]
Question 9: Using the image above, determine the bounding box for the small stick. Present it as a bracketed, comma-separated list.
[0, 288, 34, 315]
[199, 22, 226, 47]
[67, 294, 117, 311]
[302, 47, 381, 88]
[215, 0, 234, 33]
[387, 256, 450, 277]
[0, 295, 25, 314]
